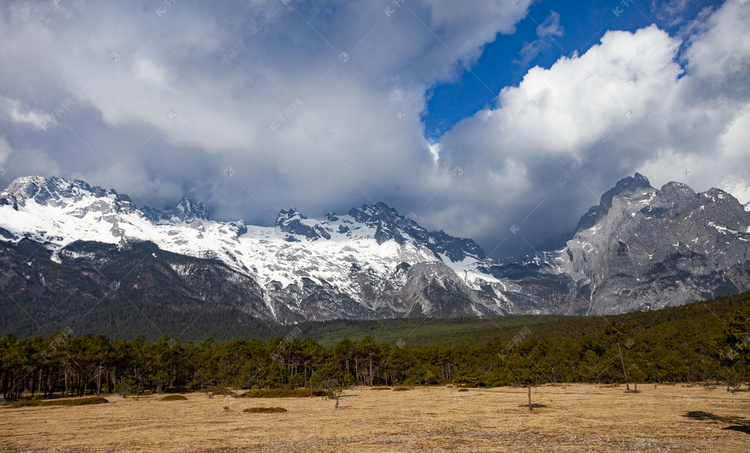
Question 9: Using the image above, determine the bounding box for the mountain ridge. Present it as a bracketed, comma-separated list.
[1, 173, 749, 338]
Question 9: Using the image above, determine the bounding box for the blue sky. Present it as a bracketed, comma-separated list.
[0, 0, 748, 258]
[424, 0, 726, 141]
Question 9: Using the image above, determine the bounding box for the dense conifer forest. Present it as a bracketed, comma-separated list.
[2, 292, 749, 401]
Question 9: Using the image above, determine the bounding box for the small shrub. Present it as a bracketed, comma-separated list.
[371, 387, 391, 390]
[114, 379, 139, 398]
[243, 407, 287, 413]
[49, 397, 108, 406]
[165, 386, 189, 394]
[161, 395, 187, 401]
[205, 387, 234, 397]
[1, 399, 41, 408]
[393, 387, 414, 392]
[240, 389, 310, 398]
[458, 388, 469, 392]
[3, 397, 108, 409]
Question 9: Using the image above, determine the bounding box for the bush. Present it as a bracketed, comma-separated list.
[161, 395, 188, 401]
[243, 407, 287, 413]
[458, 388, 469, 392]
[2, 397, 109, 409]
[205, 387, 234, 397]
[240, 389, 310, 398]
[393, 387, 414, 392]
[165, 386, 189, 394]
[371, 387, 391, 390]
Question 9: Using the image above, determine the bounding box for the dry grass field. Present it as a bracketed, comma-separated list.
[1, 384, 749, 452]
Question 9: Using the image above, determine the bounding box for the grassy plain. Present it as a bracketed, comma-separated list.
[2, 384, 749, 452]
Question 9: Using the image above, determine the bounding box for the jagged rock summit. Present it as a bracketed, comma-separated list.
[142, 196, 211, 224]
[575, 172, 654, 232]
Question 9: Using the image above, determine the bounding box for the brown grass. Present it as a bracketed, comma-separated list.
[1, 385, 748, 452]
[160, 395, 188, 401]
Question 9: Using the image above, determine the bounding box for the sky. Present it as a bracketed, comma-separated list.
[0, 0, 748, 259]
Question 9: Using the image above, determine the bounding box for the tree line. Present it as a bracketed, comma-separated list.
[2, 303, 748, 400]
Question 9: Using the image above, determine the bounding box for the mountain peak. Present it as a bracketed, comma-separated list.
[173, 196, 210, 221]
[346, 202, 485, 260]
[275, 207, 330, 240]
[275, 207, 306, 226]
[142, 197, 210, 224]
[576, 173, 655, 232]
[347, 202, 402, 225]
[0, 175, 133, 211]
[602, 173, 653, 206]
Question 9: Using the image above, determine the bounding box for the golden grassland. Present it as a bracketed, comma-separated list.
[1, 384, 749, 452]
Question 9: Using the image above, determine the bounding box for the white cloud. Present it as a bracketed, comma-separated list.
[431, 1, 750, 254]
[3, 98, 55, 130]
[0, 0, 748, 257]
[518, 11, 563, 65]
[685, 0, 750, 90]
[0, 136, 12, 165]
[132, 59, 172, 91]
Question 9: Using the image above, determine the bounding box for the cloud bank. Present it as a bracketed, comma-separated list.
[0, 0, 748, 258]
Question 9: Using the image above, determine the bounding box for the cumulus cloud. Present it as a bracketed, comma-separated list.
[0, 0, 533, 219]
[3, 97, 56, 130]
[431, 1, 750, 256]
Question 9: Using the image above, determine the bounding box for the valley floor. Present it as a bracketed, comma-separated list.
[1, 384, 748, 452]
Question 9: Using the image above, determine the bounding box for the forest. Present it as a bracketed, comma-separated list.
[2, 291, 749, 401]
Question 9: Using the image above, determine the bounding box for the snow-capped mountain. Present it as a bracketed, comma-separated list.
[0, 176, 511, 334]
[1, 174, 749, 338]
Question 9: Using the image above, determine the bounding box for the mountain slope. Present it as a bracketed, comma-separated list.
[484, 174, 750, 315]
[563, 179, 750, 314]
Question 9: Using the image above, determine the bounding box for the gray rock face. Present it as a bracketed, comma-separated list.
[562, 178, 750, 314]
[345, 202, 485, 261]
[275, 208, 331, 240]
[480, 174, 750, 316]
[575, 172, 653, 232]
